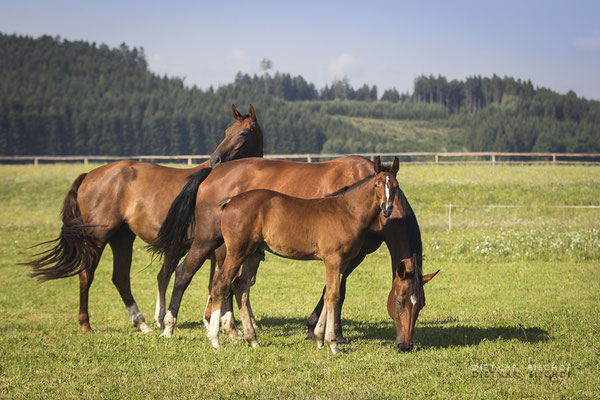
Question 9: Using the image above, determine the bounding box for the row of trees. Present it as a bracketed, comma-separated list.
[1, 32, 599, 156]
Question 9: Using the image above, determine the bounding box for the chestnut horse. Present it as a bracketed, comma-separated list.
[153, 155, 438, 351]
[210, 157, 400, 354]
[24, 104, 263, 334]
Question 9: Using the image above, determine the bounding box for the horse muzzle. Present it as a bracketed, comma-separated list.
[381, 202, 393, 218]
[209, 154, 223, 167]
[395, 341, 414, 352]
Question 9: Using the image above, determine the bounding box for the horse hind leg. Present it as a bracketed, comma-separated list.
[78, 246, 104, 333]
[231, 251, 263, 347]
[109, 225, 151, 333]
[211, 247, 243, 340]
[155, 251, 183, 329]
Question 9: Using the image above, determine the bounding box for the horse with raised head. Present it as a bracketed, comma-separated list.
[24, 104, 263, 334]
[153, 154, 438, 351]
[210, 157, 401, 354]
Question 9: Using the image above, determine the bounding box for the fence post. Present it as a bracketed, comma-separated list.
[491, 154, 496, 165]
[448, 204, 452, 231]
[435, 154, 439, 163]
[307, 154, 312, 162]
[552, 154, 556, 163]
[84, 158, 88, 167]
[34, 158, 38, 167]
[187, 157, 192, 165]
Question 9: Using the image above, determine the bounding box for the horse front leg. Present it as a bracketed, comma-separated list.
[315, 257, 342, 355]
[307, 245, 375, 344]
[160, 240, 216, 338]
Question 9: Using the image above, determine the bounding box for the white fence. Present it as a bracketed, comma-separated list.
[1, 152, 600, 165]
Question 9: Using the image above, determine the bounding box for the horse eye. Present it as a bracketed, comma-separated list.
[239, 131, 247, 137]
[374, 184, 379, 188]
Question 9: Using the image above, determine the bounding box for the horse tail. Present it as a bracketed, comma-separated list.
[25, 173, 102, 281]
[150, 167, 212, 257]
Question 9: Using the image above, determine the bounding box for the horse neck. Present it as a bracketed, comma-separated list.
[338, 177, 380, 228]
[255, 126, 264, 157]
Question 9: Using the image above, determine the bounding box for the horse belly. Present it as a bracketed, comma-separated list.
[262, 217, 319, 260]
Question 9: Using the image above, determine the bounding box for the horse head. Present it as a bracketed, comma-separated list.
[209, 104, 263, 167]
[388, 262, 439, 352]
[373, 156, 401, 218]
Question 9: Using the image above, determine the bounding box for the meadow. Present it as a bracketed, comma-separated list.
[0, 162, 598, 399]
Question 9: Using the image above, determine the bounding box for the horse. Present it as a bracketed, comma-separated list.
[209, 157, 402, 354]
[24, 104, 263, 334]
[153, 155, 438, 351]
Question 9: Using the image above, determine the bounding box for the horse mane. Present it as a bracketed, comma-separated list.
[324, 175, 374, 197]
[324, 161, 401, 198]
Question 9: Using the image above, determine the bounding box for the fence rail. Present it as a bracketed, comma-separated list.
[1, 152, 600, 165]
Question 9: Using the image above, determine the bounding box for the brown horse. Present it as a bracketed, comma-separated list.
[153, 155, 438, 351]
[24, 104, 263, 334]
[209, 157, 401, 354]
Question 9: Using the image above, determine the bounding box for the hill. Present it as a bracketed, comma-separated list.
[1, 32, 599, 155]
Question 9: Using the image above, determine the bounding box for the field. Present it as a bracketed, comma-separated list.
[1, 163, 599, 399]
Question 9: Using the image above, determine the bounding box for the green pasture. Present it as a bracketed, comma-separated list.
[0, 163, 599, 399]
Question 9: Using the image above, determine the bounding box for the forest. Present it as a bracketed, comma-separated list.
[1, 32, 599, 156]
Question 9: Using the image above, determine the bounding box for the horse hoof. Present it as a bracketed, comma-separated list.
[226, 330, 244, 341]
[210, 338, 220, 349]
[335, 336, 349, 345]
[329, 344, 341, 355]
[138, 322, 153, 334]
[159, 331, 172, 339]
[249, 340, 260, 348]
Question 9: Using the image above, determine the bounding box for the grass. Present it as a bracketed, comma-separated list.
[0, 163, 599, 399]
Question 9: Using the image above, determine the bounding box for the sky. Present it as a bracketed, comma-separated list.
[2, 0, 600, 99]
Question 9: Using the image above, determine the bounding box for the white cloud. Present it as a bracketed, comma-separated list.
[229, 48, 249, 72]
[574, 33, 600, 52]
[328, 53, 359, 80]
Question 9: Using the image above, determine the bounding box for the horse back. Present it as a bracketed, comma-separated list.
[77, 160, 209, 242]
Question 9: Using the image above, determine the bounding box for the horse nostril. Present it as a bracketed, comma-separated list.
[210, 155, 221, 167]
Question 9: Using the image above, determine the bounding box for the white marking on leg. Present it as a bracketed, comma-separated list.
[203, 295, 212, 331]
[159, 310, 176, 338]
[208, 309, 221, 348]
[126, 303, 151, 332]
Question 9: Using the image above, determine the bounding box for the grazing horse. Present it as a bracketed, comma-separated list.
[209, 157, 401, 354]
[153, 155, 438, 351]
[24, 104, 263, 334]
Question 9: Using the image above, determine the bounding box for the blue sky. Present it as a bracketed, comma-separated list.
[2, 0, 600, 99]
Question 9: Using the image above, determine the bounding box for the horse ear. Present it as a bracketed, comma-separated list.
[249, 104, 256, 121]
[232, 104, 242, 121]
[392, 157, 399, 175]
[423, 270, 440, 284]
[374, 156, 382, 173]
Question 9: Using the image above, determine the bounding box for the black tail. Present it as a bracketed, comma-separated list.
[24, 173, 103, 281]
[150, 167, 212, 257]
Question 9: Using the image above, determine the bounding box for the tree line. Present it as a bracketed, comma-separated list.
[1, 32, 599, 156]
